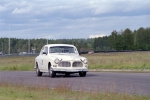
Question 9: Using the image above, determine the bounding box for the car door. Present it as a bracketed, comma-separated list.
[42, 46, 48, 71]
[37, 46, 45, 71]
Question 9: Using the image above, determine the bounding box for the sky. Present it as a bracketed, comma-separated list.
[0, 0, 150, 39]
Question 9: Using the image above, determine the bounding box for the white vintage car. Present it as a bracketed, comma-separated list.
[35, 44, 88, 78]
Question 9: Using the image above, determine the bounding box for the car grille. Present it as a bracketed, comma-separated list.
[58, 61, 71, 67]
[72, 61, 83, 67]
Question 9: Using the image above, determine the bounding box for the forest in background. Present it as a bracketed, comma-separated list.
[0, 27, 150, 54]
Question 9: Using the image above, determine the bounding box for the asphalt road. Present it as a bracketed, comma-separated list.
[0, 71, 150, 95]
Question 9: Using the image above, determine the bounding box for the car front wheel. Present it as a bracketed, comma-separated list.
[79, 72, 86, 77]
[49, 67, 56, 78]
[65, 73, 70, 77]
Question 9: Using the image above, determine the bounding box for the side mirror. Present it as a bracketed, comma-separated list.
[43, 52, 47, 55]
[79, 52, 82, 55]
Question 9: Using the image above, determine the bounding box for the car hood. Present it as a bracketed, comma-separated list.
[49, 53, 85, 61]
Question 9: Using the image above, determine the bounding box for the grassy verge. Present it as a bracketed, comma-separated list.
[0, 82, 149, 100]
[83, 52, 150, 70]
[0, 56, 34, 71]
[0, 51, 150, 71]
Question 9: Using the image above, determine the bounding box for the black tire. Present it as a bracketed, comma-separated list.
[79, 72, 86, 77]
[65, 73, 70, 77]
[49, 66, 56, 78]
[36, 63, 42, 76]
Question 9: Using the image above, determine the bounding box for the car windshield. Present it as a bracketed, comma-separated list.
[49, 46, 76, 53]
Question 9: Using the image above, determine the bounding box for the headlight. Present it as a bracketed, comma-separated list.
[54, 58, 61, 64]
[81, 58, 88, 64]
[83, 59, 88, 64]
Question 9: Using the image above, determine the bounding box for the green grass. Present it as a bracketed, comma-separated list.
[83, 52, 150, 70]
[0, 53, 150, 99]
[0, 51, 150, 71]
[0, 82, 149, 100]
[0, 56, 34, 71]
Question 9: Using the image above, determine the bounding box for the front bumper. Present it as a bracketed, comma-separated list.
[52, 68, 88, 73]
[34, 66, 88, 73]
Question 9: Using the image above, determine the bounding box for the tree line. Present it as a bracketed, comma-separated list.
[0, 27, 150, 54]
[94, 27, 150, 51]
[0, 38, 94, 54]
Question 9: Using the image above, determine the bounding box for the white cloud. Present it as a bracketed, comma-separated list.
[88, 0, 150, 16]
[89, 34, 106, 38]
[88, 1, 115, 14]
[122, 0, 150, 12]
[0, 5, 6, 12]
[0, 0, 149, 39]
[12, 7, 32, 14]
[37, 35, 53, 39]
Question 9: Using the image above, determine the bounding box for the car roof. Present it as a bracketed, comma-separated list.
[44, 44, 75, 47]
